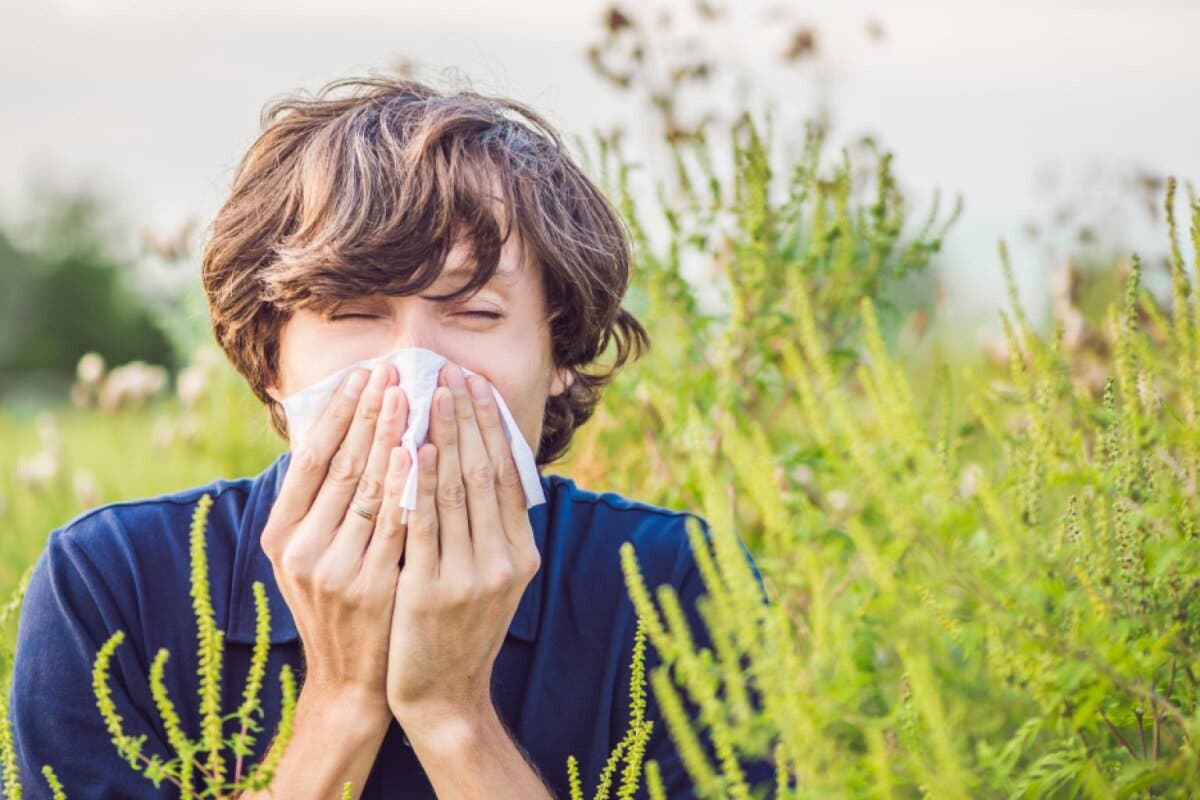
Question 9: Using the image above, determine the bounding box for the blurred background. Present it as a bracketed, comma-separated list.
[3, 0, 1198, 411]
[1, 0, 1198, 508]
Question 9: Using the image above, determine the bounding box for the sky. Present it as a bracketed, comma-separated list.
[2, 0, 1197, 338]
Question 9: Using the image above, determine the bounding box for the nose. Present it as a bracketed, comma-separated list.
[384, 298, 443, 358]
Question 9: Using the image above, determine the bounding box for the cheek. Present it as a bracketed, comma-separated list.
[277, 325, 389, 395]
[280, 352, 361, 397]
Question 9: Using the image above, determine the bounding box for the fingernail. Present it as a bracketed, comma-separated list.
[447, 364, 468, 396]
[344, 369, 368, 397]
[369, 363, 390, 390]
[382, 386, 398, 416]
[468, 376, 490, 404]
[438, 390, 454, 419]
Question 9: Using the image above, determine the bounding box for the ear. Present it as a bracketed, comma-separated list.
[549, 365, 575, 398]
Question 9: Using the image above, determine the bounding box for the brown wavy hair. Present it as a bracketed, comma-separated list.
[200, 74, 648, 466]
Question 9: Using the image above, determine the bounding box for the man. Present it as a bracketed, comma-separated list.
[9, 75, 772, 799]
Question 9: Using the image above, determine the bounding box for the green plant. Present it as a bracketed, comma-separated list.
[565, 110, 959, 519]
[96, 493, 298, 796]
[566, 619, 656, 800]
[0, 494, 301, 799]
[605, 175, 1200, 797]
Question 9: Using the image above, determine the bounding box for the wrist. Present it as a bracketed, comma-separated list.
[392, 697, 498, 753]
[300, 681, 393, 735]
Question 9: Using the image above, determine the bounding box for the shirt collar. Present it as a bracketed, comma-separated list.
[224, 450, 550, 646]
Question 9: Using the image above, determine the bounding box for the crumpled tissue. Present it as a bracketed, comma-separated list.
[280, 347, 545, 519]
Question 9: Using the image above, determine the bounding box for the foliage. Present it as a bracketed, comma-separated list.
[2, 100, 1199, 799]
[567, 619, 656, 800]
[567, 110, 958, 515]
[603, 174, 1200, 796]
[0, 492, 299, 798]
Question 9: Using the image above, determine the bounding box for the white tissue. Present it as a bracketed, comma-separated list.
[279, 347, 545, 516]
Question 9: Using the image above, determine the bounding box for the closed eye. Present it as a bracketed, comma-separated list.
[331, 311, 501, 320]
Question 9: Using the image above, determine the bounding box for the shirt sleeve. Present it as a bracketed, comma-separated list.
[6, 526, 181, 800]
[630, 514, 776, 800]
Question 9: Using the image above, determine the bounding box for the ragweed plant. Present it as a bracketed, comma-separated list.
[565, 619, 656, 800]
[93, 492, 300, 798]
[0, 493, 303, 799]
[607, 175, 1200, 798]
[567, 110, 960, 518]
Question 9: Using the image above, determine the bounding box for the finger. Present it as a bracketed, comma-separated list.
[301, 362, 395, 551]
[443, 364, 507, 568]
[269, 368, 366, 539]
[329, 379, 406, 574]
[404, 443, 440, 579]
[429, 383, 474, 573]
[362, 445, 412, 580]
[464, 372, 529, 551]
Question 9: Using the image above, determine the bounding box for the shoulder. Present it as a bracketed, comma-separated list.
[12, 474, 256, 679]
[46, 474, 254, 569]
[27, 474, 259, 652]
[540, 473, 715, 597]
[540, 473, 767, 608]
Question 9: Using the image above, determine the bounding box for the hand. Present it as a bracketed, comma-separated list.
[386, 362, 542, 732]
[260, 361, 412, 725]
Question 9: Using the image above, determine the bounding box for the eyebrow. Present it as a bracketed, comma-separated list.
[432, 261, 519, 296]
[440, 261, 518, 280]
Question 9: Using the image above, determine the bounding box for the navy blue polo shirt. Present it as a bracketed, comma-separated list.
[8, 450, 774, 799]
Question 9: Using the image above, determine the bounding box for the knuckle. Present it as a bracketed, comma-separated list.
[327, 451, 360, 486]
[342, 583, 371, 610]
[361, 579, 393, 608]
[357, 472, 385, 502]
[465, 461, 495, 488]
[496, 458, 522, 489]
[332, 391, 359, 420]
[447, 579, 480, 607]
[372, 525, 399, 548]
[517, 547, 541, 581]
[409, 591, 436, 616]
[375, 420, 397, 447]
[437, 480, 467, 508]
[483, 564, 515, 594]
[292, 445, 324, 474]
[260, 526, 280, 560]
[413, 516, 438, 540]
[358, 399, 381, 425]
[385, 453, 410, 489]
[280, 549, 311, 582]
[312, 566, 344, 598]
[526, 555, 543, 581]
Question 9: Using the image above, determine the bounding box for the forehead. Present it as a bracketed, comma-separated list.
[293, 162, 541, 314]
[436, 222, 532, 293]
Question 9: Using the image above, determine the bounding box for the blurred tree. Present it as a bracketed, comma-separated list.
[0, 184, 176, 404]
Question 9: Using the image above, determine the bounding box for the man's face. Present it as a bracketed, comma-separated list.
[265, 229, 572, 457]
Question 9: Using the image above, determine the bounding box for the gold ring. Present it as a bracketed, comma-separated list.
[350, 502, 376, 521]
